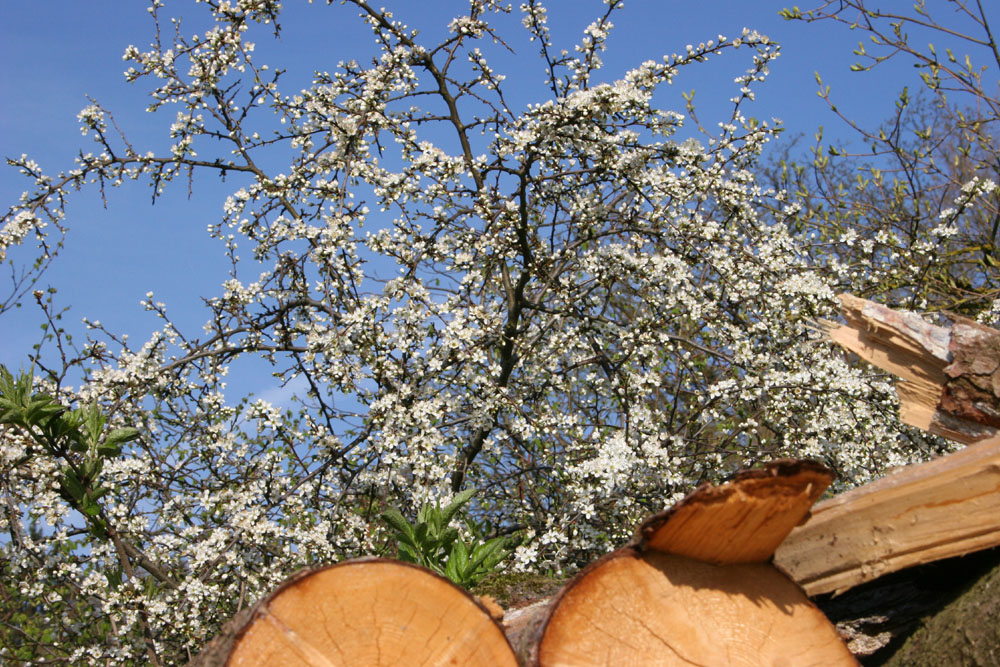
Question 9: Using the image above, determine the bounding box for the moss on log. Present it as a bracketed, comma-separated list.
[880, 551, 1000, 666]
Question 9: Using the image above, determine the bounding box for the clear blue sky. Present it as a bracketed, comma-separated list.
[0, 0, 938, 400]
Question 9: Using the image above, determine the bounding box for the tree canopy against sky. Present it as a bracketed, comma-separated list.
[0, 0, 920, 374]
[0, 1, 998, 663]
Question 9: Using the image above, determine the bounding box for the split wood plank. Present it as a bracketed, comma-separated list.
[774, 434, 1000, 596]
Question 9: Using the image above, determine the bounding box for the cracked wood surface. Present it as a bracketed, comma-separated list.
[191, 558, 516, 666]
[531, 549, 856, 666]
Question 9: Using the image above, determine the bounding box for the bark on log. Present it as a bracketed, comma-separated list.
[813, 545, 1000, 664]
[774, 434, 1000, 596]
[511, 460, 856, 666]
[189, 558, 517, 666]
[878, 548, 1000, 666]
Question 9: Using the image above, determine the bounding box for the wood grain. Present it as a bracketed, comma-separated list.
[637, 460, 833, 564]
[775, 435, 1000, 596]
[529, 549, 856, 666]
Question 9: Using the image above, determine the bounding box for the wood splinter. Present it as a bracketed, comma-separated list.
[822, 293, 1000, 443]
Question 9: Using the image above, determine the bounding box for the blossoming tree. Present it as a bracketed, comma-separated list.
[1, 0, 994, 663]
[774, 1, 1000, 319]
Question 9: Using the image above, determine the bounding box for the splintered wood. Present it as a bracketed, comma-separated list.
[638, 460, 832, 563]
[775, 434, 1000, 597]
[774, 294, 1000, 596]
[824, 293, 1000, 443]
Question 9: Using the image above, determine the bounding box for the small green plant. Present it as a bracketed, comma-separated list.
[0, 365, 140, 541]
[379, 488, 520, 588]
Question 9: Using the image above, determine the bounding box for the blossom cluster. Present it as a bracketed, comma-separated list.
[0, 1, 969, 662]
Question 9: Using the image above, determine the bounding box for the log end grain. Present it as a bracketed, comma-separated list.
[532, 548, 856, 666]
[190, 558, 517, 666]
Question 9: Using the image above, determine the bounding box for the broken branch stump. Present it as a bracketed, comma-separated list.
[824, 293, 1000, 443]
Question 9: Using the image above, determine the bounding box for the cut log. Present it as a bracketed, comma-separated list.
[513, 460, 856, 665]
[189, 557, 517, 666]
[774, 434, 1000, 597]
[823, 293, 1000, 443]
[532, 549, 855, 666]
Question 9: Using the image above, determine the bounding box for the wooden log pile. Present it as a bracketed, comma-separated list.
[192, 295, 1000, 665]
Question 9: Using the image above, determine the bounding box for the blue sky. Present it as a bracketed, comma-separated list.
[0, 1, 940, 401]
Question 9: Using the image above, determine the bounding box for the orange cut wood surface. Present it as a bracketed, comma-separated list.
[226, 559, 517, 666]
[534, 549, 856, 666]
[638, 460, 833, 564]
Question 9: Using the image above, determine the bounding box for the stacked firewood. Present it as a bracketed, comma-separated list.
[192, 295, 1000, 666]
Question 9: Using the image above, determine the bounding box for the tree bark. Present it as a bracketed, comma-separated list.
[879, 549, 1000, 666]
[812, 545, 1000, 664]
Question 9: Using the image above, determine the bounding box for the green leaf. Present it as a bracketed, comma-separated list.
[80, 404, 105, 448]
[379, 508, 417, 543]
[106, 567, 124, 590]
[440, 488, 476, 527]
[104, 427, 140, 450]
[80, 457, 103, 484]
[470, 538, 509, 573]
[417, 501, 435, 527]
[80, 500, 102, 518]
[397, 542, 419, 564]
[439, 527, 459, 555]
[414, 522, 430, 551]
[60, 469, 85, 502]
[89, 518, 108, 540]
[97, 443, 122, 457]
[450, 538, 469, 574]
[445, 551, 460, 583]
